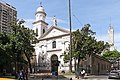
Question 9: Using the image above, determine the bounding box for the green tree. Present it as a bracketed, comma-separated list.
[64, 24, 108, 71]
[72, 24, 96, 70]
[10, 21, 36, 73]
[0, 20, 37, 74]
[0, 32, 12, 73]
[102, 50, 120, 63]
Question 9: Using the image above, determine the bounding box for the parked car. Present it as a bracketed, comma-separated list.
[108, 70, 120, 79]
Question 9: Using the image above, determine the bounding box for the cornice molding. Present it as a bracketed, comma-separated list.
[33, 20, 48, 25]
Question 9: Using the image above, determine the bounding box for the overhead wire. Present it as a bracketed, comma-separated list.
[73, 14, 83, 26]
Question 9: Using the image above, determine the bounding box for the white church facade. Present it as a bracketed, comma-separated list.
[31, 3, 112, 74]
[32, 4, 72, 73]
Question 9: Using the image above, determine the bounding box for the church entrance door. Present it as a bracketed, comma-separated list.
[51, 54, 58, 76]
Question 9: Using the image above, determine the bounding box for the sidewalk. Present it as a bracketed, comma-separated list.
[28, 73, 108, 80]
[64, 75, 80, 80]
[28, 73, 87, 80]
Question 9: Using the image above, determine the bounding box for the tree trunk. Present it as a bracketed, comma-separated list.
[74, 58, 77, 71]
[24, 51, 32, 73]
[77, 57, 80, 71]
[69, 59, 72, 72]
[75, 57, 81, 77]
[28, 58, 32, 73]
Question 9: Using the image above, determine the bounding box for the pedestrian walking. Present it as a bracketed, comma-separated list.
[75, 68, 80, 79]
[25, 69, 28, 80]
[18, 70, 25, 80]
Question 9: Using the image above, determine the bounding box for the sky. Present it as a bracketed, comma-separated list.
[2, 0, 120, 51]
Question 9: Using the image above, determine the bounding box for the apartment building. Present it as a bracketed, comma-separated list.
[0, 0, 17, 33]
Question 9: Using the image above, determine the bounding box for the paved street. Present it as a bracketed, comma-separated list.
[28, 74, 116, 80]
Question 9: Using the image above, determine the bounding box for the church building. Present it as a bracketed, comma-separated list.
[32, 3, 111, 74]
[32, 4, 72, 73]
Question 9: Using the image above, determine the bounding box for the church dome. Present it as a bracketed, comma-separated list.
[36, 6, 44, 12]
[36, 3, 46, 16]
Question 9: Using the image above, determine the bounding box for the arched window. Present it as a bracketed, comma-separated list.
[52, 41, 56, 48]
[36, 28, 38, 36]
[43, 29, 45, 34]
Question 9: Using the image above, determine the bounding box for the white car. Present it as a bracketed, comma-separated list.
[108, 70, 120, 79]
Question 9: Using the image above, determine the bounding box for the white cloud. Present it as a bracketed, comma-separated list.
[23, 19, 34, 29]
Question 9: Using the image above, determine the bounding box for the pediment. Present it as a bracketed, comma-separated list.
[39, 26, 70, 39]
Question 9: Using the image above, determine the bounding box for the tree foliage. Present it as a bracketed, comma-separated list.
[64, 24, 109, 70]
[102, 50, 120, 62]
[0, 32, 12, 68]
[0, 21, 37, 73]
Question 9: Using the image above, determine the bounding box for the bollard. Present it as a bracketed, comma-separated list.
[70, 78, 72, 80]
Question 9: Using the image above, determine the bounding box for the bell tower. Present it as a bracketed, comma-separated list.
[108, 24, 115, 51]
[33, 3, 48, 38]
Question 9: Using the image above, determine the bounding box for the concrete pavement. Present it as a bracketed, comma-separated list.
[28, 73, 77, 80]
[2, 74, 108, 80]
[28, 74, 109, 80]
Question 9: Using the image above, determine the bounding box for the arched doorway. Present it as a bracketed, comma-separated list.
[51, 54, 58, 74]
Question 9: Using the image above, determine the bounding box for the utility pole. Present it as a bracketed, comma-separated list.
[68, 0, 72, 72]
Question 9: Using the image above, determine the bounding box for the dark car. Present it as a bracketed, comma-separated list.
[108, 70, 120, 79]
